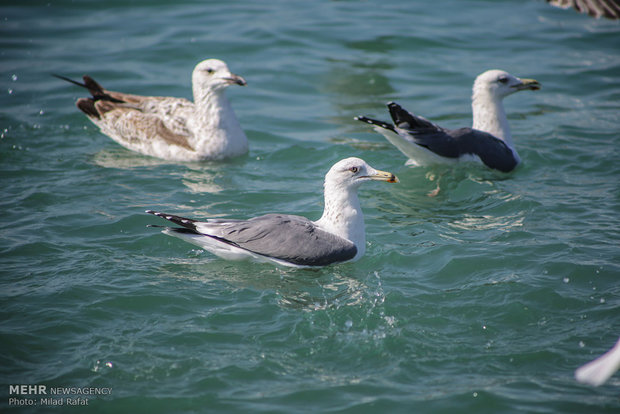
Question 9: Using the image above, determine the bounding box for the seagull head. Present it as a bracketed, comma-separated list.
[192, 59, 247, 92]
[473, 69, 540, 100]
[324, 157, 398, 192]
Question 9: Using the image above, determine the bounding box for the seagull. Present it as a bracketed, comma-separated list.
[55, 59, 248, 161]
[356, 70, 541, 173]
[547, 0, 620, 19]
[146, 157, 398, 267]
[575, 336, 620, 386]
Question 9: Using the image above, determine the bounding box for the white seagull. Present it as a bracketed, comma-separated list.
[146, 157, 398, 267]
[55, 59, 248, 161]
[356, 70, 541, 173]
[575, 336, 620, 386]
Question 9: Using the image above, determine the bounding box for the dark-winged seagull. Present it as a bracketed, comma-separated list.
[356, 70, 541, 173]
[547, 0, 620, 19]
[146, 157, 398, 268]
[55, 59, 248, 161]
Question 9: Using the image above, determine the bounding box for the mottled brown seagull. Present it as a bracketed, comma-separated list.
[56, 59, 248, 161]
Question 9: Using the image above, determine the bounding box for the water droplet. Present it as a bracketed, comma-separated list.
[600, 298, 605, 304]
[473, 392, 478, 397]
[345, 319, 353, 329]
[7, 88, 13, 94]
[579, 341, 585, 348]
[563, 277, 569, 283]
[11, 74, 17, 81]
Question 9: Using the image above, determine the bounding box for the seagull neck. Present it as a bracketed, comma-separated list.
[191, 86, 248, 157]
[472, 91, 513, 147]
[316, 185, 365, 250]
[194, 88, 231, 122]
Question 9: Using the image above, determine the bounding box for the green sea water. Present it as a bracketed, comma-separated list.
[1, 1, 619, 413]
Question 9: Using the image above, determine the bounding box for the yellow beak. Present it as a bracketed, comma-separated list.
[368, 169, 399, 183]
[517, 78, 541, 91]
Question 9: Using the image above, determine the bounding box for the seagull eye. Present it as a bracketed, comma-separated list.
[498, 76, 508, 84]
[349, 166, 359, 173]
[206, 68, 215, 74]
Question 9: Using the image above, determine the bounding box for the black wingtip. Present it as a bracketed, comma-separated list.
[145, 210, 199, 231]
[387, 101, 402, 111]
[146, 210, 169, 219]
[386, 102, 437, 130]
[355, 115, 396, 132]
[146, 210, 167, 219]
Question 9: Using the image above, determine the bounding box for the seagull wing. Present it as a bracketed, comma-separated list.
[388, 102, 518, 172]
[89, 99, 196, 151]
[147, 211, 358, 267]
[57, 74, 195, 151]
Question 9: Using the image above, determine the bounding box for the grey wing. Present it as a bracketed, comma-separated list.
[209, 214, 358, 266]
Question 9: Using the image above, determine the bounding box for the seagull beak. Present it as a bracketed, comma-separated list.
[367, 169, 399, 183]
[223, 73, 247, 86]
[515, 78, 541, 91]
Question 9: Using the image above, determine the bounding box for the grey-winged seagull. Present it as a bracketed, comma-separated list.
[55, 59, 248, 161]
[356, 70, 541, 173]
[146, 157, 398, 267]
